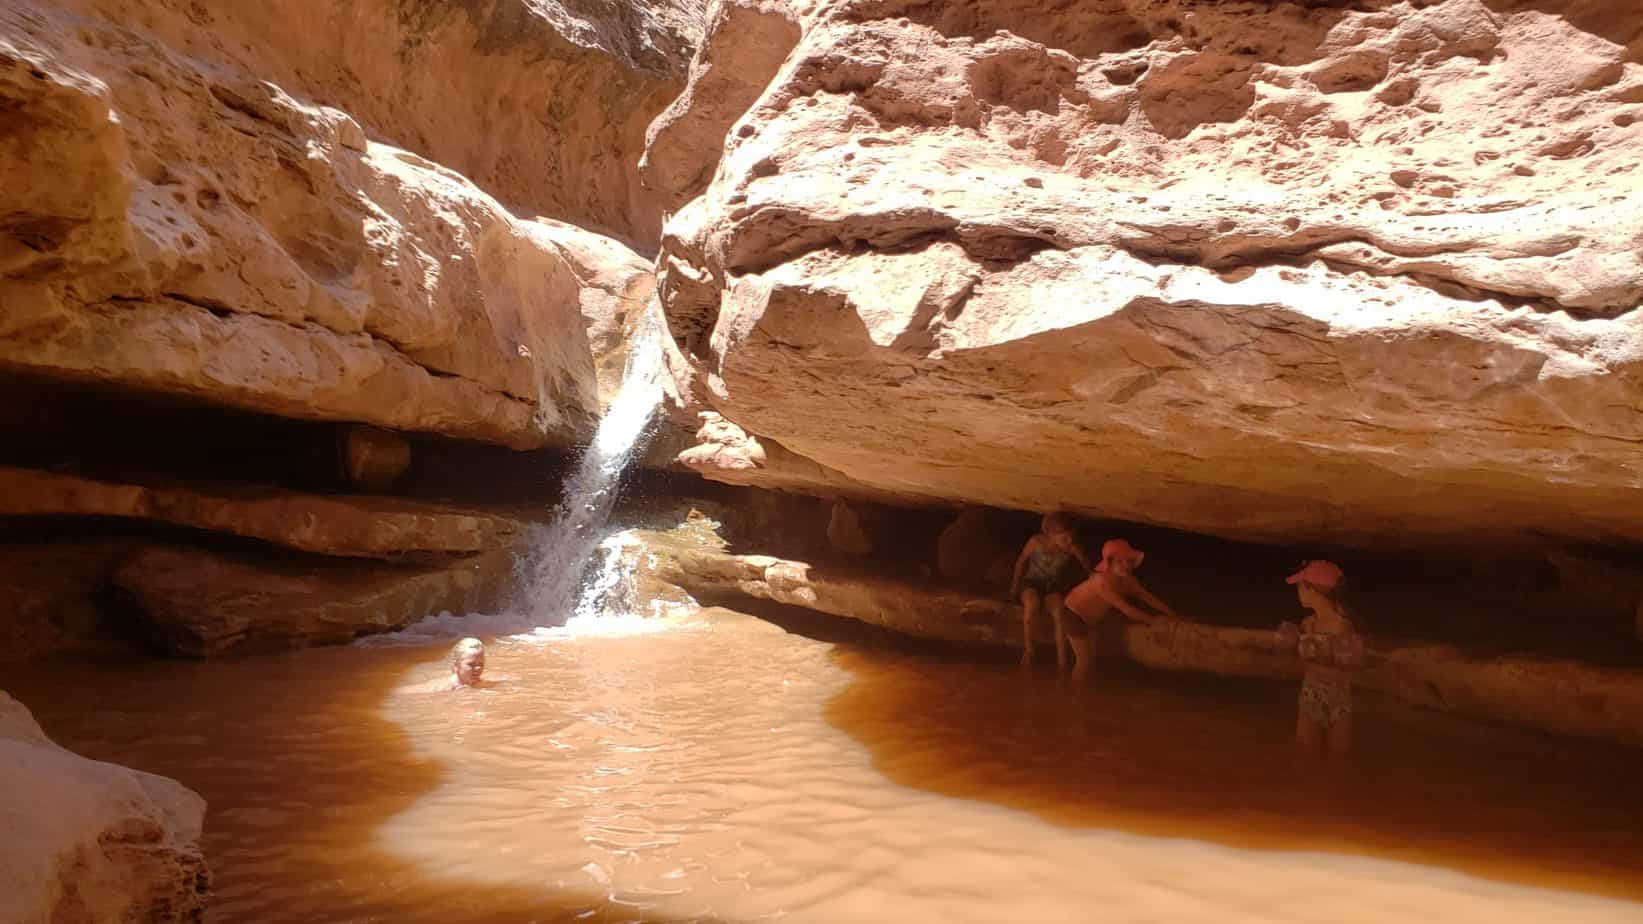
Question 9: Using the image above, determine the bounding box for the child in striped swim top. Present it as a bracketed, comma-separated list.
[1010, 512, 1092, 669]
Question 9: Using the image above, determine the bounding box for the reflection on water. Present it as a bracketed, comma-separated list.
[829, 646, 1643, 901]
[6, 608, 1641, 923]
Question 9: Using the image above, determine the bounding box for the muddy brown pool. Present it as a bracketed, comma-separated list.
[7, 608, 1641, 923]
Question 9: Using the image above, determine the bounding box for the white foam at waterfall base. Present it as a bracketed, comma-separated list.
[361, 323, 668, 647]
[366, 531, 686, 645]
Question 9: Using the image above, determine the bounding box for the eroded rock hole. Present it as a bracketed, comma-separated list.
[1138, 53, 1257, 140]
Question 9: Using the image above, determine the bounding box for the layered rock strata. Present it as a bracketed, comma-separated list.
[0, 467, 518, 561]
[0, 466, 534, 658]
[0, 692, 209, 922]
[113, 546, 518, 657]
[0, 541, 138, 660]
[659, 0, 1643, 548]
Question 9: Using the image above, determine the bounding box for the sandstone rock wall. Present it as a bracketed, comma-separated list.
[658, 0, 1643, 548]
[0, 464, 539, 658]
[0, 542, 138, 660]
[0, 692, 209, 922]
[1, 0, 663, 450]
[50, 0, 705, 249]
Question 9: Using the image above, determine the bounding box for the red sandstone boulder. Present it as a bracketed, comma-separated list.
[339, 427, 413, 493]
[0, 692, 209, 922]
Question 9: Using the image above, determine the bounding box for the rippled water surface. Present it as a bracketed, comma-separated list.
[9, 608, 1642, 923]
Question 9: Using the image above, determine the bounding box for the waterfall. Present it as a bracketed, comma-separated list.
[514, 318, 666, 625]
[357, 319, 666, 647]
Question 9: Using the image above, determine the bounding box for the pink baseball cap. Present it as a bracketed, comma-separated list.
[1097, 538, 1144, 572]
[1286, 559, 1344, 589]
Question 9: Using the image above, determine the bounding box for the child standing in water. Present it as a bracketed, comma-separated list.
[1061, 539, 1179, 679]
[1276, 560, 1365, 752]
[1010, 513, 1092, 668]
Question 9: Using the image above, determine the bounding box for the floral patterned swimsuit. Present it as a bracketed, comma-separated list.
[1298, 631, 1360, 727]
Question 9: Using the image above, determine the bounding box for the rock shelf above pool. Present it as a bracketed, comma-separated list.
[113, 545, 520, 657]
[0, 466, 520, 561]
[0, 465, 533, 658]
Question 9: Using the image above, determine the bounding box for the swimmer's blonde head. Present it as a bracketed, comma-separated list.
[449, 637, 487, 687]
[449, 637, 484, 667]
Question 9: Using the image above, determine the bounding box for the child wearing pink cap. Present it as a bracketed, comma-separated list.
[1061, 539, 1179, 679]
[1276, 560, 1365, 752]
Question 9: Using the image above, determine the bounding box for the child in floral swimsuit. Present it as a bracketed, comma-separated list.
[1276, 560, 1365, 752]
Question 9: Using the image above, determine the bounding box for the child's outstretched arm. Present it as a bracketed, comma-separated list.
[1132, 580, 1180, 619]
[1095, 581, 1155, 623]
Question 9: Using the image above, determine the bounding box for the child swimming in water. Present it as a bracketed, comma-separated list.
[1010, 512, 1092, 669]
[1061, 539, 1179, 679]
[1275, 560, 1365, 753]
[448, 637, 486, 688]
[397, 638, 492, 693]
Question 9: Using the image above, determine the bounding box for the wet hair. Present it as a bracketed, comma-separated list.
[449, 637, 485, 669]
[1041, 511, 1073, 535]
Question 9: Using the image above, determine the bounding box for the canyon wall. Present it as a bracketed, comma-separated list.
[3, 0, 1639, 647]
[659, 0, 1643, 549]
[48, 0, 703, 249]
[1, 10, 1641, 919]
[0, 0, 697, 667]
[0, 0, 683, 450]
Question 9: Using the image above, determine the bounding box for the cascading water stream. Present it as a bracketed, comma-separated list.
[514, 318, 666, 627]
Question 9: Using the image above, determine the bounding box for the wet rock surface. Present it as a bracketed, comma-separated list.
[0, 463, 538, 658]
[660, 0, 1643, 547]
[0, 692, 209, 923]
